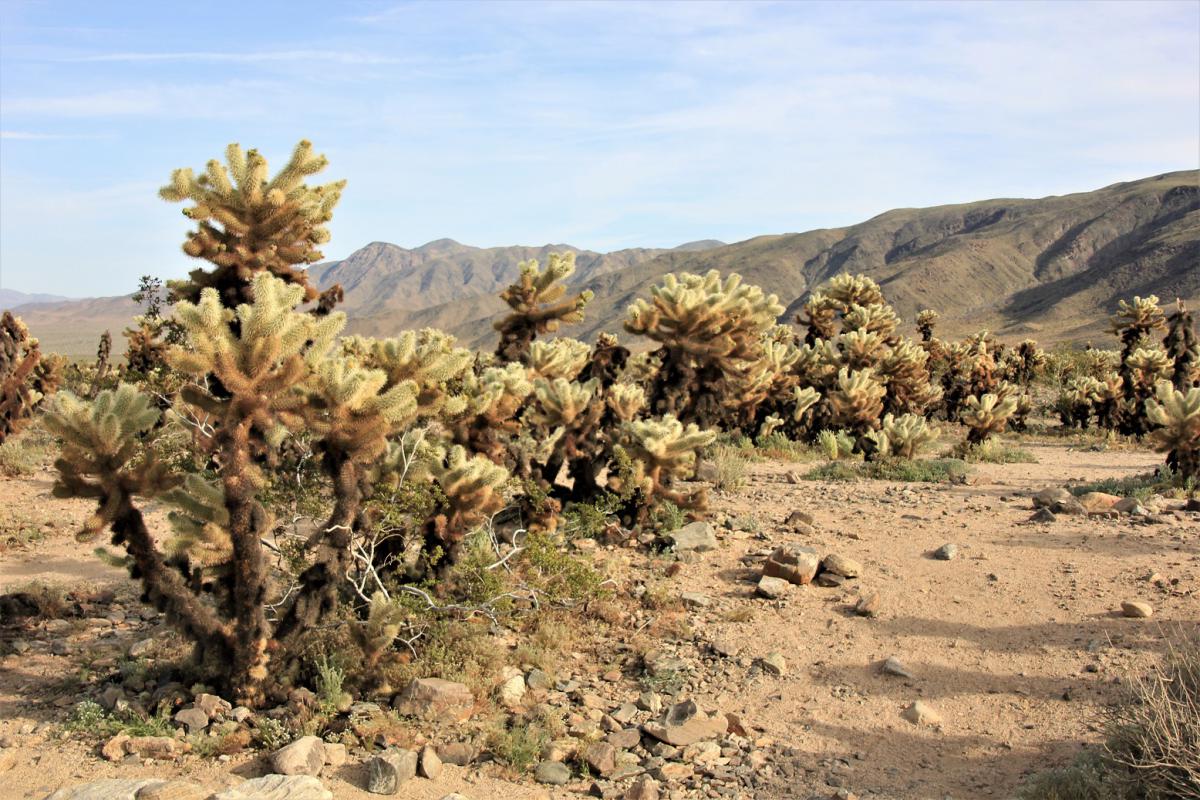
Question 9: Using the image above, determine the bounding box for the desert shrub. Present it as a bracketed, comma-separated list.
[963, 438, 1038, 464]
[1017, 749, 1113, 800]
[708, 444, 749, 491]
[0, 429, 52, 476]
[1104, 629, 1200, 798]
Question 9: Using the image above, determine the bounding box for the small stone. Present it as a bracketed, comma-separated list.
[821, 554, 862, 578]
[1028, 507, 1057, 524]
[535, 760, 572, 785]
[760, 652, 786, 676]
[882, 657, 914, 679]
[901, 700, 941, 727]
[498, 674, 526, 708]
[437, 742, 475, 766]
[680, 592, 711, 608]
[668, 521, 718, 553]
[193, 693, 232, 720]
[418, 745, 442, 779]
[124, 736, 184, 760]
[756, 575, 789, 599]
[102, 734, 131, 762]
[173, 707, 209, 734]
[323, 743, 347, 768]
[762, 544, 820, 585]
[932, 543, 958, 561]
[1078, 492, 1121, 513]
[642, 700, 727, 747]
[853, 592, 881, 617]
[46, 780, 165, 800]
[368, 748, 418, 794]
[393, 678, 474, 721]
[1121, 600, 1154, 619]
[271, 735, 326, 777]
[526, 668, 552, 691]
[230, 706, 252, 723]
[585, 741, 618, 776]
[624, 777, 660, 800]
[784, 509, 814, 527]
[607, 728, 641, 749]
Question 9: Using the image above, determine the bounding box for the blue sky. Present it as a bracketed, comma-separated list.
[1, 0, 1197, 298]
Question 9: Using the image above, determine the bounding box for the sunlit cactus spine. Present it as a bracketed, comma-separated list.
[960, 392, 1018, 445]
[494, 252, 592, 364]
[612, 414, 717, 524]
[160, 140, 346, 310]
[1145, 382, 1200, 484]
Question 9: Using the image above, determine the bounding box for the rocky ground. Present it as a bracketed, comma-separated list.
[1, 438, 1197, 800]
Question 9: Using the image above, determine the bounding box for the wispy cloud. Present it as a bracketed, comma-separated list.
[64, 50, 412, 65]
[0, 130, 108, 140]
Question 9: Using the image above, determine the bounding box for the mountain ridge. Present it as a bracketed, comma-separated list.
[12, 170, 1198, 357]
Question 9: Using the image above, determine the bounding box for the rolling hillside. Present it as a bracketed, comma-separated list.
[12, 170, 1197, 357]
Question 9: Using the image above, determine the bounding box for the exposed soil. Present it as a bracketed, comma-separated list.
[1, 439, 1197, 799]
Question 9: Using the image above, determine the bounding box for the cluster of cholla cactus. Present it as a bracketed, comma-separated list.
[1055, 296, 1198, 440]
[0, 311, 61, 444]
[41, 142, 721, 704]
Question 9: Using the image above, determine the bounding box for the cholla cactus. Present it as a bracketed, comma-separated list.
[343, 330, 473, 418]
[494, 253, 592, 363]
[423, 444, 508, 565]
[1110, 295, 1167, 350]
[160, 141, 345, 309]
[960, 392, 1018, 445]
[607, 383, 647, 422]
[870, 413, 938, 459]
[1165, 300, 1199, 391]
[0, 311, 51, 444]
[613, 415, 716, 522]
[626, 270, 783, 427]
[1056, 376, 1102, 428]
[915, 310, 939, 342]
[828, 368, 886, 437]
[528, 338, 592, 381]
[1145, 382, 1200, 482]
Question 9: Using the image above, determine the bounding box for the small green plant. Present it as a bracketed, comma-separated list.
[252, 717, 292, 750]
[63, 700, 174, 739]
[817, 429, 857, 460]
[1017, 749, 1112, 800]
[314, 655, 349, 712]
[523, 530, 606, 604]
[708, 444, 749, 492]
[964, 439, 1038, 464]
[803, 458, 967, 483]
[648, 499, 686, 533]
[486, 716, 550, 773]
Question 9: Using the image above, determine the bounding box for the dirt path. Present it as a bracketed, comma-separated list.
[1, 442, 1197, 799]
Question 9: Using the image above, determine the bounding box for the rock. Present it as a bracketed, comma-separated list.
[756, 575, 789, 599]
[1028, 508, 1057, 524]
[497, 673, 526, 708]
[438, 796, 471, 800]
[173, 707, 209, 734]
[135, 782, 209, 800]
[624, 777, 661, 800]
[1121, 600, 1154, 619]
[695, 460, 720, 483]
[784, 509, 814, 528]
[46, 780, 166, 800]
[821, 554, 862, 578]
[611, 702, 639, 724]
[535, 760, 572, 785]
[323, 743, 347, 768]
[230, 706, 252, 723]
[393, 678, 474, 722]
[853, 591, 882, 617]
[680, 592, 711, 608]
[652, 762, 694, 782]
[585, 741, 618, 776]
[762, 544, 820, 585]
[760, 652, 786, 676]
[932, 543, 958, 561]
[607, 728, 642, 749]
[418, 745, 442, 779]
[211, 775, 333, 800]
[193, 693, 232, 720]
[526, 668, 552, 691]
[101, 733, 131, 762]
[1032, 487, 1073, 508]
[368, 748, 418, 794]
[668, 521, 718, 553]
[642, 700, 728, 747]
[128, 639, 155, 658]
[437, 742, 475, 765]
[814, 572, 845, 588]
[271, 735, 326, 777]
[901, 700, 942, 727]
[123, 736, 185, 760]
[1078, 492, 1121, 513]
[881, 657, 914, 679]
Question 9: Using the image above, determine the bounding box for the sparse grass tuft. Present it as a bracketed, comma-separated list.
[1071, 467, 1187, 500]
[708, 444, 749, 492]
[803, 458, 968, 483]
[63, 700, 174, 739]
[1017, 749, 1112, 800]
[0, 424, 55, 477]
[961, 439, 1038, 464]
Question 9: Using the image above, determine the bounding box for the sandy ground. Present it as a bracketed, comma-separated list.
[1, 439, 1197, 799]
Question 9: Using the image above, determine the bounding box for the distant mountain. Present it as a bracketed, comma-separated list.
[0, 289, 73, 309]
[15, 171, 1198, 357]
